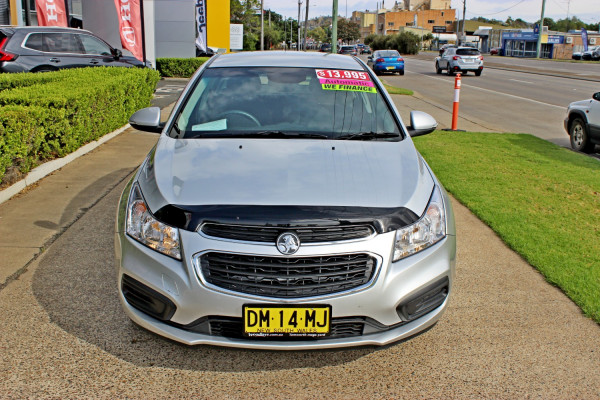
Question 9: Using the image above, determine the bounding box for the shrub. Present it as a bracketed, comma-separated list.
[0, 67, 160, 186]
[365, 32, 421, 55]
[156, 57, 209, 78]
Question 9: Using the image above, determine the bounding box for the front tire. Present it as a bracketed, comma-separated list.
[570, 117, 595, 153]
[436, 62, 442, 74]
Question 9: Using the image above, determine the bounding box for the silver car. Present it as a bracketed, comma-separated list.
[116, 51, 456, 349]
[436, 46, 484, 76]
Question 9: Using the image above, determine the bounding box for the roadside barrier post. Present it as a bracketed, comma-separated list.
[451, 73, 461, 130]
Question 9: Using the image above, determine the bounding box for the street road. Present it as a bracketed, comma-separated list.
[368, 53, 599, 149]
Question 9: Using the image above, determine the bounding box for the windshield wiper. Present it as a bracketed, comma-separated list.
[246, 131, 329, 139]
[335, 132, 399, 140]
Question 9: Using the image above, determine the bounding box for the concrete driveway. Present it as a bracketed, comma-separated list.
[0, 83, 599, 398]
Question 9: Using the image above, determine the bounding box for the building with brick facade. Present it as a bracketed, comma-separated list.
[352, 8, 455, 41]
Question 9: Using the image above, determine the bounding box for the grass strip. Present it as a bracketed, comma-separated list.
[381, 81, 413, 96]
[413, 131, 600, 323]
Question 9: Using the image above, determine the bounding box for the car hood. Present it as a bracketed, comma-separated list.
[138, 136, 434, 218]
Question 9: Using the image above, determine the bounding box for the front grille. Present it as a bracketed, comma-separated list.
[199, 252, 377, 298]
[201, 223, 374, 243]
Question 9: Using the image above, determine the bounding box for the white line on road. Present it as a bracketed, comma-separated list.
[404, 68, 565, 110]
[509, 79, 534, 84]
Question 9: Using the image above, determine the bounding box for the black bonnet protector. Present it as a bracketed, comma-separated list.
[153, 204, 420, 234]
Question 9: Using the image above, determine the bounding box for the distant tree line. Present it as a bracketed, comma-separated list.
[472, 15, 599, 32]
[230, 0, 360, 51]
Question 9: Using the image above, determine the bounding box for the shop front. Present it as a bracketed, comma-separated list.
[501, 31, 556, 58]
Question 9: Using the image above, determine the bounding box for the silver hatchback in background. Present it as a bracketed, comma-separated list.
[436, 46, 484, 76]
[116, 51, 456, 349]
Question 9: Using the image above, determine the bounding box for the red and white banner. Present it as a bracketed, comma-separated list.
[114, 0, 144, 62]
[35, 0, 69, 27]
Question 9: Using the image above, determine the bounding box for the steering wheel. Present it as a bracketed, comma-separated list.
[218, 110, 261, 127]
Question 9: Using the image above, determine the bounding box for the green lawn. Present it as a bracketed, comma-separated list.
[381, 81, 414, 96]
[413, 131, 600, 323]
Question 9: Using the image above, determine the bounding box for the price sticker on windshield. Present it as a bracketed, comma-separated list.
[316, 69, 377, 93]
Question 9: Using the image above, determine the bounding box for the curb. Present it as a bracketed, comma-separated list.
[0, 124, 131, 206]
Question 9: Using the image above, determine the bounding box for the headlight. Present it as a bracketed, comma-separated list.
[393, 185, 446, 262]
[126, 183, 181, 260]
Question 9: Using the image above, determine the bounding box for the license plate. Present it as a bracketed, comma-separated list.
[243, 304, 331, 337]
[463, 59, 474, 63]
[386, 66, 395, 70]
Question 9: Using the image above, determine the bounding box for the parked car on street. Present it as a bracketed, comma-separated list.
[319, 43, 332, 52]
[435, 46, 484, 76]
[119, 51, 456, 349]
[367, 50, 405, 75]
[564, 92, 600, 153]
[572, 51, 583, 60]
[338, 45, 357, 56]
[0, 26, 145, 73]
[581, 46, 600, 61]
[361, 45, 372, 54]
[489, 47, 500, 55]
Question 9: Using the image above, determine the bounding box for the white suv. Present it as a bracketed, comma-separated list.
[564, 93, 600, 153]
[436, 47, 484, 76]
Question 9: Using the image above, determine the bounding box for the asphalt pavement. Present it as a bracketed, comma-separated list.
[1, 68, 599, 398]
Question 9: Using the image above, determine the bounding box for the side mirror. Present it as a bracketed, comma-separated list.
[593, 92, 600, 102]
[407, 111, 437, 137]
[112, 48, 123, 59]
[368, 56, 373, 60]
[129, 107, 164, 133]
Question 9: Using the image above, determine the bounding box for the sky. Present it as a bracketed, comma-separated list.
[266, 0, 599, 26]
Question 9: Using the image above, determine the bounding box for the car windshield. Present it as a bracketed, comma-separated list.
[377, 51, 400, 58]
[171, 66, 402, 140]
[456, 48, 480, 56]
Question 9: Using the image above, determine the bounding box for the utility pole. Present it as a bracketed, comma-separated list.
[461, 0, 466, 45]
[332, 0, 338, 53]
[297, 0, 302, 51]
[536, 0, 546, 58]
[260, 0, 264, 50]
[304, 0, 310, 51]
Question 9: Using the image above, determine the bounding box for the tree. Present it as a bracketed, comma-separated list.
[263, 26, 282, 49]
[308, 26, 327, 43]
[337, 19, 360, 43]
[230, 0, 261, 50]
[364, 32, 420, 54]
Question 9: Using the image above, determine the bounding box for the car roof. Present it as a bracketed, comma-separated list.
[209, 51, 363, 70]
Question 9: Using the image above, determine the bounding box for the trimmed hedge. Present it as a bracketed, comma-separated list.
[0, 67, 160, 186]
[156, 57, 210, 78]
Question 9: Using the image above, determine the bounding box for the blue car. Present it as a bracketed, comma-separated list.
[367, 49, 405, 75]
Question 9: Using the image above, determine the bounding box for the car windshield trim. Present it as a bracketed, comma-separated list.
[335, 132, 400, 140]
[188, 130, 329, 139]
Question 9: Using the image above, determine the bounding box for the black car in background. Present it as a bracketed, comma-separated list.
[319, 43, 332, 52]
[0, 26, 144, 73]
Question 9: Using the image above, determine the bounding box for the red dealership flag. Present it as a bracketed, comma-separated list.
[35, 0, 69, 27]
[114, 0, 144, 62]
